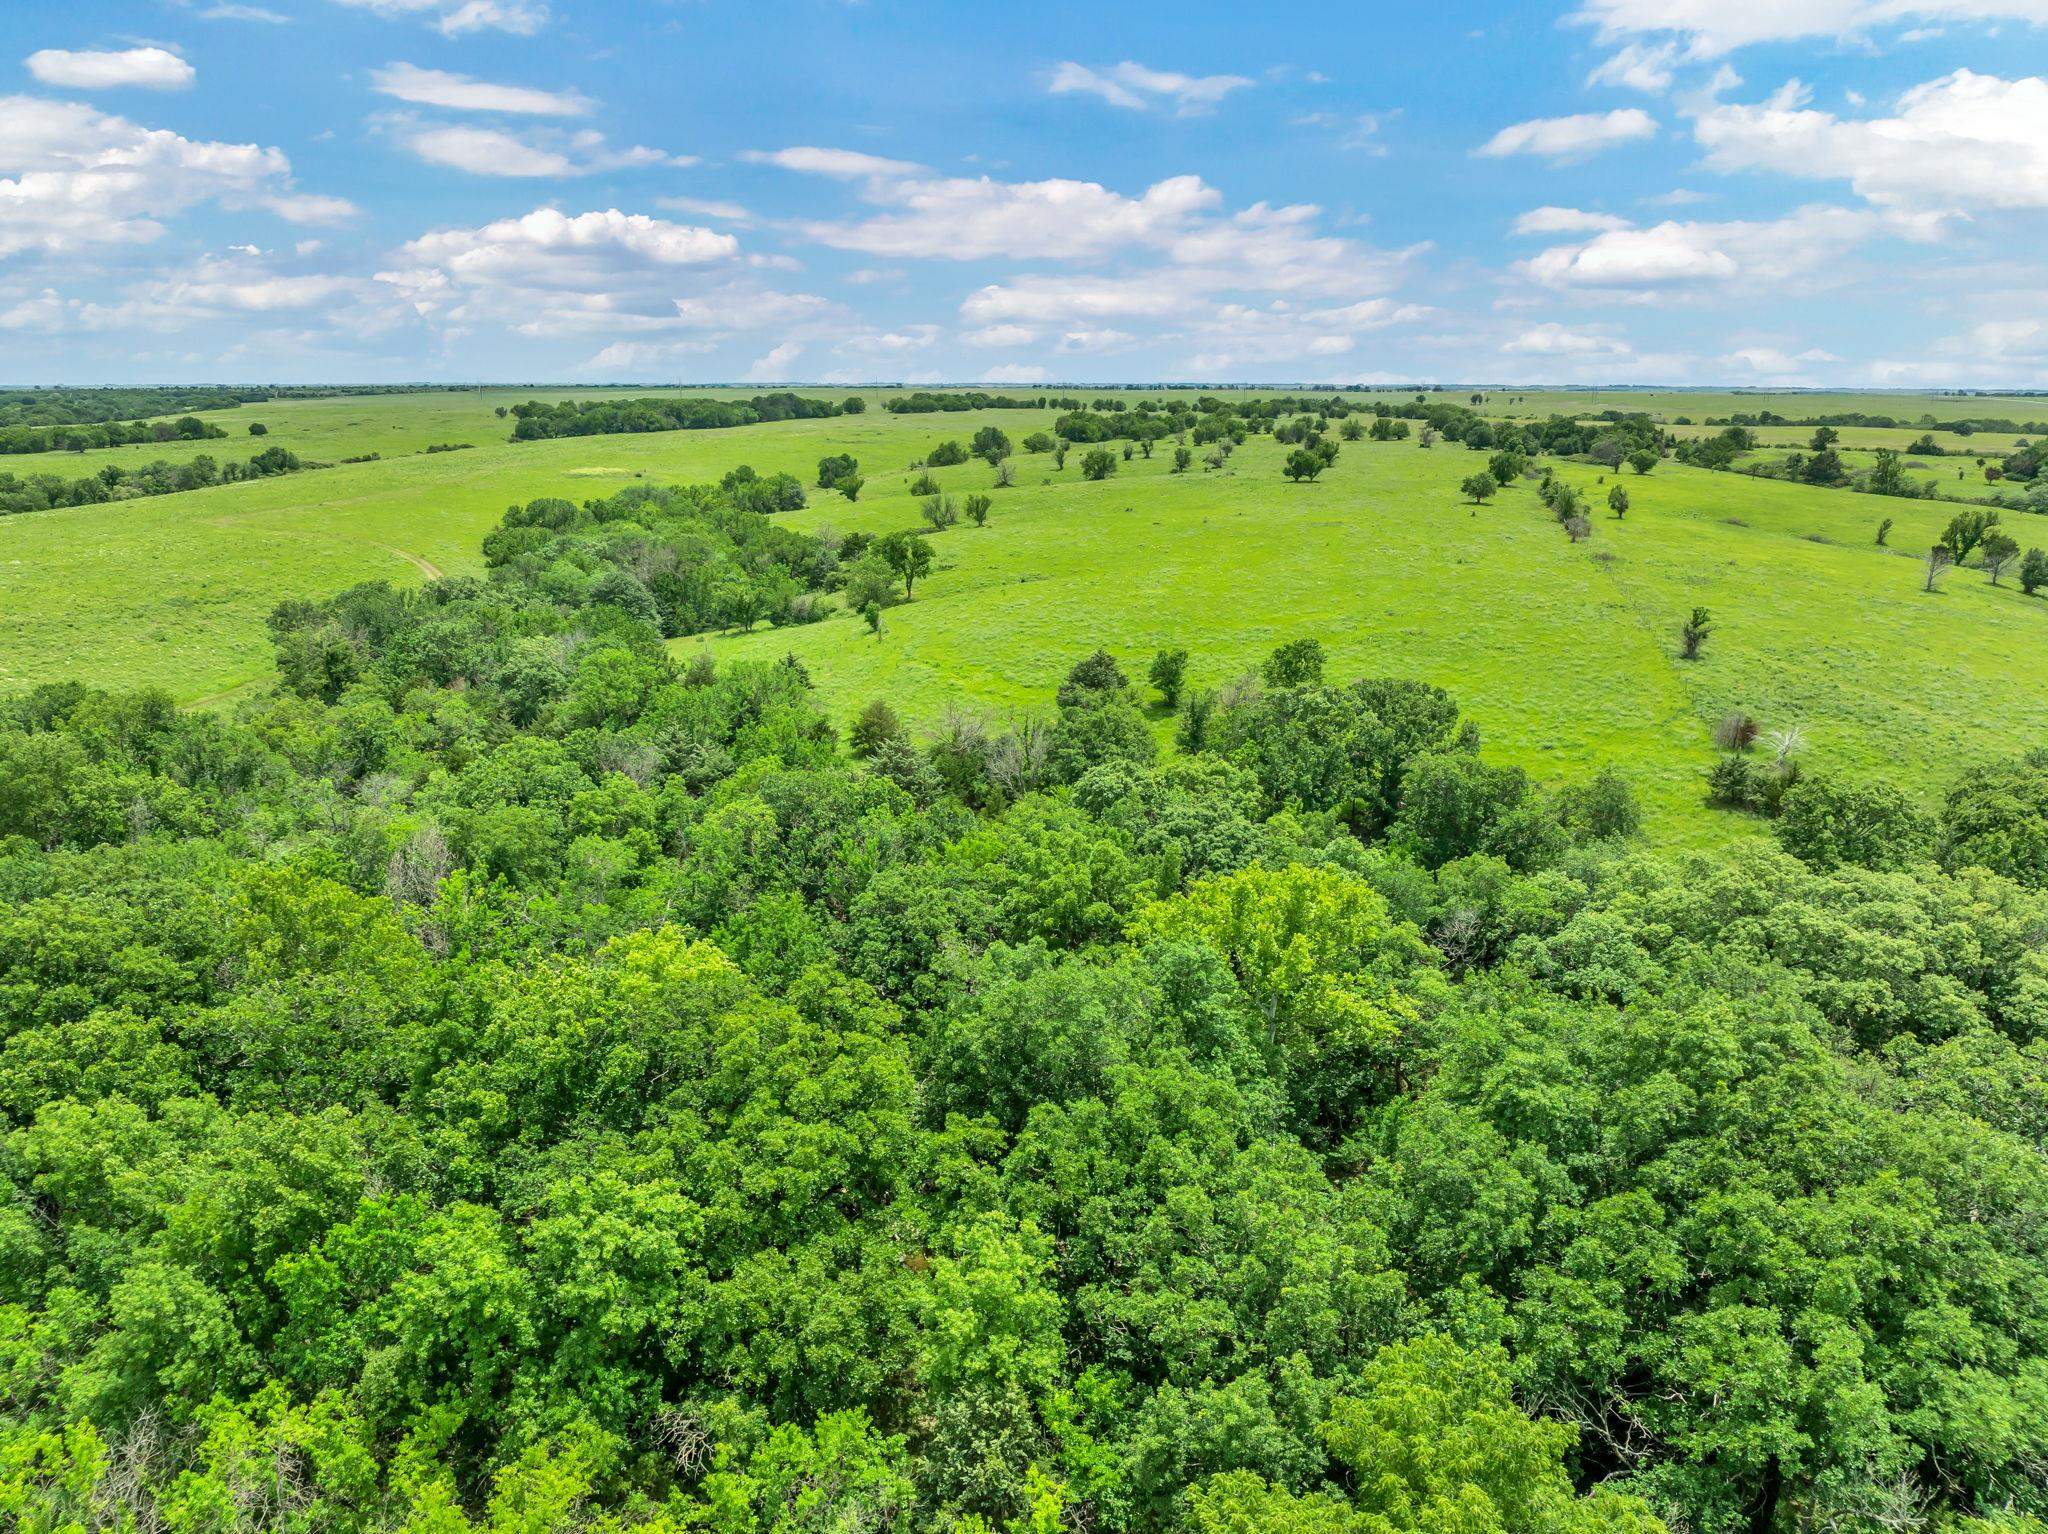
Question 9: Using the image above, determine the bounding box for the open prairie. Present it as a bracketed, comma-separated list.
[5, 388, 2043, 842]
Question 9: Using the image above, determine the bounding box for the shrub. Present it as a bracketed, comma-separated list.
[1680, 606, 1712, 660]
[1148, 647, 1189, 707]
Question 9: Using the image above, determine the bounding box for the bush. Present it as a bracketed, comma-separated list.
[925, 440, 968, 467]
[1148, 647, 1189, 707]
[1560, 766, 1640, 841]
[1080, 448, 1117, 481]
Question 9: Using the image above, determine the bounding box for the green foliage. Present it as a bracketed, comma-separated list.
[1148, 648, 1189, 708]
[1941, 749, 2048, 887]
[1775, 775, 1932, 870]
[3, 403, 2048, 1534]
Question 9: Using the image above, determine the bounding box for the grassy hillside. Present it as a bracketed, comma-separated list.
[4, 388, 2043, 844]
[709, 433, 2048, 844]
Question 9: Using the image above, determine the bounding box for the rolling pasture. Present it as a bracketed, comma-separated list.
[4, 386, 2044, 843]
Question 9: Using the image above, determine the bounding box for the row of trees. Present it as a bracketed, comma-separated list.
[0, 412, 225, 457]
[0, 446, 310, 518]
[507, 393, 855, 442]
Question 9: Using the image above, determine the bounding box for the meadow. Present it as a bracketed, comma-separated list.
[4, 385, 2043, 843]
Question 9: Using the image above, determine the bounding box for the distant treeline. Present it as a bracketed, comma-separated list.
[0, 445, 311, 517]
[507, 392, 858, 442]
[0, 415, 228, 456]
[885, 391, 1050, 413]
[1716, 409, 2048, 434]
[0, 386, 283, 432]
[0, 384, 438, 438]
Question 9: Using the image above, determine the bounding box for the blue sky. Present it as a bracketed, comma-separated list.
[2, 0, 2046, 386]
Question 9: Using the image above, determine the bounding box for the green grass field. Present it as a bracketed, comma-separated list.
[4, 387, 2044, 844]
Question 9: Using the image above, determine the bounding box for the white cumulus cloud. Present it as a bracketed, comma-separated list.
[400, 124, 680, 178]
[1694, 71, 2048, 212]
[0, 95, 353, 256]
[1477, 109, 1657, 159]
[370, 62, 590, 116]
[1516, 205, 1883, 291]
[1047, 60, 1254, 115]
[745, 339, 803, 380]
[26, 47, 195, 91]
[327, 0, 546, 37]
[1512, 206, 1635, 234]
[1572, 0, 2048, 57]
[741, 146, 923, 179]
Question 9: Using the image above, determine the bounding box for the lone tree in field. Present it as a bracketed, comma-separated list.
[1564, 514, 1591, 543]
[1680, 606, 1713, 660]
[1148, 647, 1189, 708]
[970, 426, 1012, 466]
[1876, 517, 1893, 547]
[1461, 473, 1496, 505]
[1924, 544, 1952, 593]
[1173, 446, 1193, 473]
[880, 531, 933, 598]
[1981, 530, 2020, 585]
[1940, 507, 1999, 566]
[1285, 448, 1329, 482]
[1608, 485, 1630, 519]
[920, 494, 958, 532]
[1866, 449, 1910, 499]
[2020, 546, 2048, 595]
[1489, 449, 1526, 485]
[964, 493, 991, 527]
[1627, 448, 1659, 475]
[1081, 447, 1117, 481]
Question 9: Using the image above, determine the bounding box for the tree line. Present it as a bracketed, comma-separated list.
[0, 413, 227, 457]
[0, 445, 311, 518]
[507, 393, 861, 442]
